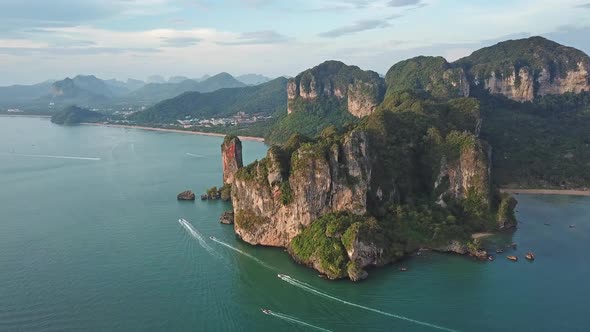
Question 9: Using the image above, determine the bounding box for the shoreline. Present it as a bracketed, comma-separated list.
[0, 114, 51, 118]
[500, 188, 590, 196]
[82, 123, 265, 142]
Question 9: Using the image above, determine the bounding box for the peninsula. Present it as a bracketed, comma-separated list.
[214, 36, 590, 281]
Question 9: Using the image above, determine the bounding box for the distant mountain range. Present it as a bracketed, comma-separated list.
[236, 74, 272, 85]
[124, 73, 247, 104]
[0, 72, 273, 109]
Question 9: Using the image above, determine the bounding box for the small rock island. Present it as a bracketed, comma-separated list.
[177, 190, 196, 201]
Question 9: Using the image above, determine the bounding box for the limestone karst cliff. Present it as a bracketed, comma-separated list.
[224, 91, 516, 280]
[221, 135, 243, 185]
[381, 37, 590, 103]
[385, 56, 470, 99]
[287, 61, 385, 118]
[457, 36, 590, 102]
[227, 130, 371, 248]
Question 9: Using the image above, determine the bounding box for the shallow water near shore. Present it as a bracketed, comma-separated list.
[1, 116, 589, 332]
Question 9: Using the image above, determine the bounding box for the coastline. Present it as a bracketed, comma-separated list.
[501, 188, 590, 196]
[0, 114, 51, 118]
[82, 123, 265, 142]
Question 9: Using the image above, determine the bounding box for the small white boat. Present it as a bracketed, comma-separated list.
[261, 308, 272, 315]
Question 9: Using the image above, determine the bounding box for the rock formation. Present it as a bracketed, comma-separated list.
[457, 36, 590, 102]
[226, 98, 512, 280]
[385, 56, 470, 99]
[231, 130, 371, 248]
[287, 61, 384, 118]
[434, 139, 492, 208]
[219, 211, 234, 225]
[177, 190, 196, 201]
[221, 135, 243, 185]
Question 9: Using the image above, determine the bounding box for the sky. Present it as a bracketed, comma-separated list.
[0, 0, 589, 85]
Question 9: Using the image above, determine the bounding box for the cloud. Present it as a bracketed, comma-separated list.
[217, 30, 291, 45]
[387, 0, 423, 7]
[318, 19, 392, 38]
[576, 3, 590, 8]
[161, 36, 202, 47]
[238, 0, 274, 7]
[0, 46, 159, 56]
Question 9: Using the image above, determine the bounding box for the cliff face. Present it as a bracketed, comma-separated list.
[458, 36, 590, 102]
[231, 130, 371, 247]
[221, 135, 243, 185]
[287, 61, 384, 118]
[473, 62, 590, 102]
[435, 139, 492, 207]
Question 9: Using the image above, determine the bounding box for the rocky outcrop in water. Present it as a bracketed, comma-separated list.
[219, 211, 234, 225]
[177, 190, 196, 201]
[221, 135, 243, 185]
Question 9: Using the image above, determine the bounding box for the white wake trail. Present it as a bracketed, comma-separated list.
[209, 237, 274, 270]
[178, 219, 222, 259]
[278, 275, 458, 332]
[186, 153, 204, 158]
[267, 311, 332, 332]
[1, 153, 101, 161]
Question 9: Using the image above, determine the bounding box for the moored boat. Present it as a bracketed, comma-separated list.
[507, 255, 518, 262]
[525, 252, 535, 261]
[488, 255, 494, 261]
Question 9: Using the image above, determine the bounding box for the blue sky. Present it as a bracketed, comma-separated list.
[0, 0, 589, 85]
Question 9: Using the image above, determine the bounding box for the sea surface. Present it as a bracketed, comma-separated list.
[0, 116, 589, 332]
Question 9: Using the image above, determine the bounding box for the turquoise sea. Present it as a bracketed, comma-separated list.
[0, 116, 589, 332]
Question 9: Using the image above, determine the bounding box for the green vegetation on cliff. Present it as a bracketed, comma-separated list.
[51, 106, 105, 125]
[266, 97, 356, 144]
[385, 56, 467, 99]
[290, 213, 359, 279]
[480, 92, 590, 188]
[290, 61, 383, 106]
[274, 60, 384, 144]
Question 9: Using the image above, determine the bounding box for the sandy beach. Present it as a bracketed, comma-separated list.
[82, 123, 265, 142]
[501, 188, 590, 196]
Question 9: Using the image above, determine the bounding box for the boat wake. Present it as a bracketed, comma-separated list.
[186, 153, 204, 158]
[208, 237, 274, 270]
[277, 274, 457, 332]
[265, 310, 332, 332]
[1, 153, 101, 161]
[178, 219, 222, 259]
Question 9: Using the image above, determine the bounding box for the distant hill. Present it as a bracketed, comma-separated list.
[130, 77, 287, 123]
[104, 78, 145, 94]
[0, 73, 248, 109]
[168, 76, 190, 83]
[236, 74, 272, 85]
[0, 80, 54, 106]
[50, 105, 106, 125]
[124, 72, 247, 104]
[48, 77, 112, 105]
